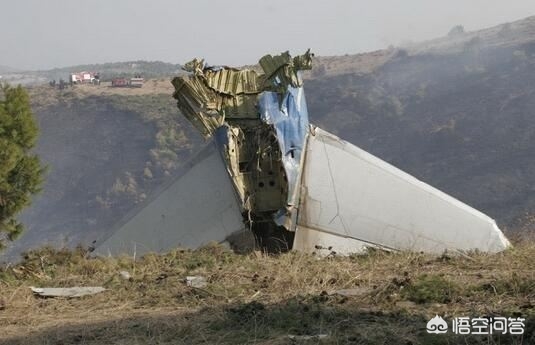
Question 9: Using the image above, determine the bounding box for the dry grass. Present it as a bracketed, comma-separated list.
[1, 243, 535, 344]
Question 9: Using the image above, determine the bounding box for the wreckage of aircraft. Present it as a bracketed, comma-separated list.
[96, 50, 510, 256]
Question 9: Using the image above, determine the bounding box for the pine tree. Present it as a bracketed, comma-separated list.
[0, 84, 44, 249]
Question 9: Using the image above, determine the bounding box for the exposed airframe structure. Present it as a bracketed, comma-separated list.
[96, 50, 510, 256]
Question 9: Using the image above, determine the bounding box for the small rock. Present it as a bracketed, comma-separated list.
[119, 271, 131, 280]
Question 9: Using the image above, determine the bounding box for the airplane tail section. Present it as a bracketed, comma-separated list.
[96, 51, 510, 257]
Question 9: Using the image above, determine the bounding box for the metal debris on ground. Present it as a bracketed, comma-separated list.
[185, 276, 207, 288]
[30, 286, 106, 298]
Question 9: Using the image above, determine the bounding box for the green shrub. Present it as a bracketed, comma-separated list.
[402, 274, 459, 304]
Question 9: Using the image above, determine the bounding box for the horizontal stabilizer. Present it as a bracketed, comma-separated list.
[95, 143, 245, 256]
[297, 127, 510, 254]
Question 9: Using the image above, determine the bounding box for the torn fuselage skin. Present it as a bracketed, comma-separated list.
[172, 51, 313, 252]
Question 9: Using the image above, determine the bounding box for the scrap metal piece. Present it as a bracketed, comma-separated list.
[30, 286, 106, 298]
[185, 276, 207, 288]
